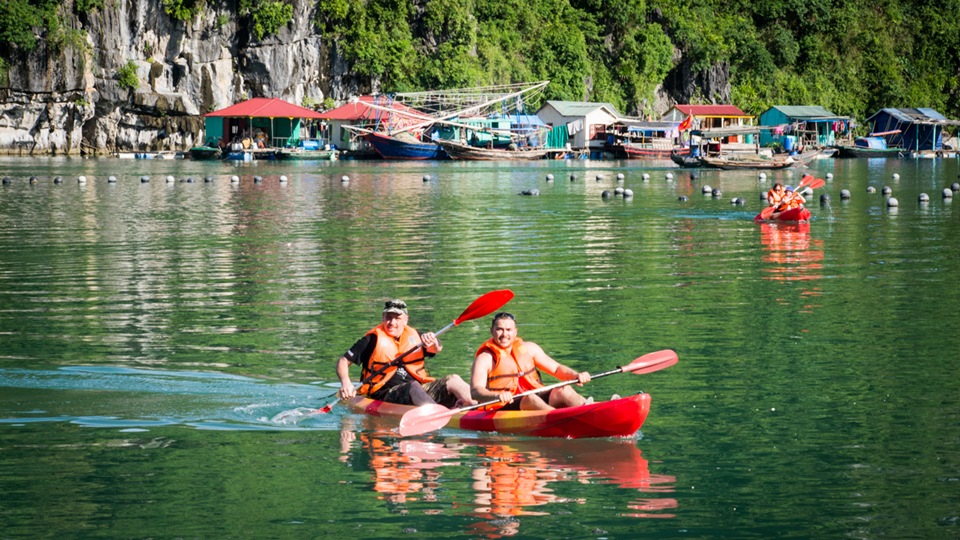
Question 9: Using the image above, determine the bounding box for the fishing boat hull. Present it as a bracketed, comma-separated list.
[348, 392, 651, 438]
[754, 207, 811, 223]
[276, 148, 339, 161]
[437, 140, 552, 161]
[364, 131, 447, 160]
[670, 152, 702, 168]
[188, 146, 222, 160]
[622, 144, 688, 160]
[701, 155, 797, 170]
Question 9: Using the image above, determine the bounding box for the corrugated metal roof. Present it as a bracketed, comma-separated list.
[205, 97, 326, 119]
[318, 96, 425, 121]
[544, 100, 622, 117]
[674, 104, 750, 117]
[766, 105, 842, 119]
[867, 108, 949, 123]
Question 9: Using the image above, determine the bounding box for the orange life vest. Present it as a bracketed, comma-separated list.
[475, 337, 543, 394]
[358, 324, 434, 395]
[766, 189, 783, 206]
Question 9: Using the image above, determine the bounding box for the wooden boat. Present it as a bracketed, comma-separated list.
[754, 207, 811, 223]
[670, 152, 702, 168]
[364, 131, 447, 160]
[834, 137, 905, 158]
[188, 145, 221, 160]
[621, 143, 688, 160]
[700, 154, 798, 170]
[347, 392, 651, 438]
[437, 140, 552, 161]
[276, 148, 339, 161]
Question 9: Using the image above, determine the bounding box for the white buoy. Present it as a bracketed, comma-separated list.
[642, 173, 650, 181]
[826, 173, 834, 180]
[546, 174, 554, 182]
[341, 175, 350, 183]
[758, 172, 767, 181]
[77, 175, 87, 184]
[623, 189, 634, 198]
[422, 174, 431, 182]
[943, 188, 954, 199]
[108, 175, 117, 183]
[892, 173, 900, 180]
[140, 176, 149, 183]
[166, 175, 175, 183]
[665, 172, 674, 181]
[702, 185, 712, 194]
[279, 175, 288, 183]
[231, 175, 240, 184]
[887, 197, 899, 207]
[616, 173, 625, 181]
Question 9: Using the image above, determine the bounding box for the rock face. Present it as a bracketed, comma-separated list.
[0, 0, 365, 155]
[0, 0, 714, 155]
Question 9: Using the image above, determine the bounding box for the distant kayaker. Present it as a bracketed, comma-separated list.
[775, 184, 806, 213]
[335, 299, 477, 408]
[767, 182, 785, 206]
[470, 312, 591, 411]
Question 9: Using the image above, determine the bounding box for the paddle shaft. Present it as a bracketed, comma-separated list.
[457, 365, 634, 415]
[396, 349, 679, 437]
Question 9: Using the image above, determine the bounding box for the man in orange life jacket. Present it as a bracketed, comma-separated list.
[470, 312, 590, 411]
[336, 299, 476, 408]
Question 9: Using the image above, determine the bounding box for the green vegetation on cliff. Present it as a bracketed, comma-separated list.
[1, 0, 958, 121]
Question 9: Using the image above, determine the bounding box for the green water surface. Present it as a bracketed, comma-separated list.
[1, 156, 959, 538]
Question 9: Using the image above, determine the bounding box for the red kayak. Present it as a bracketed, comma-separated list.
[754, 207, 811, 223]
[347, 392, 651, 439]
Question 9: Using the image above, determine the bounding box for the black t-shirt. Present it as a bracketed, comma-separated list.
[343, 332, 434, 391]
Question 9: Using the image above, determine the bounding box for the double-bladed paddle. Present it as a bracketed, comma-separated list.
[272, 289, 515, 423]
[396, 349, 679, 437]
[760, 175, 825, 220]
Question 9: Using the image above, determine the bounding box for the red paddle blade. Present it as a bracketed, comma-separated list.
[807, 179, 826, 190]
[396, 404, 453, 437]
[760, 205, 777, 219]
[621, 349, 679, 374]
[799, 174, 815, 187]
[316, 402, 335, 414]
[453, 289, 514, 326]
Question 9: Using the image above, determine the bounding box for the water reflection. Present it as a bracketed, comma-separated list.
[759, 222, 824, 282]
[340, 425, 677, 534]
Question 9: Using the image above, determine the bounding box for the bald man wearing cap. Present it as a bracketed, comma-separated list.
[335, 299, 477, 408]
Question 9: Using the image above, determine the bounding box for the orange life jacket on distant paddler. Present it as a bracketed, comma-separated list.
[476, 337, 543, 394]
[766, 189, 783, 206]
[357, 324, 434, 396]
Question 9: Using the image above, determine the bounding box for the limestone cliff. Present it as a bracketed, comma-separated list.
[0, 0, 726, 156]
[0, 0, 365, 155]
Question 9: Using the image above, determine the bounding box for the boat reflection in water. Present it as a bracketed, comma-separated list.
[340, 422, 677, 534]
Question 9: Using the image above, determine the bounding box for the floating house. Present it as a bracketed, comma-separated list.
[319, 96, 429, 158]
[203, 98, 327, 152]
[865, 108, 960, 153]
[757, 106, 850, 149]
[535, 101, 621, 156]
[662, 105, 754, 132]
